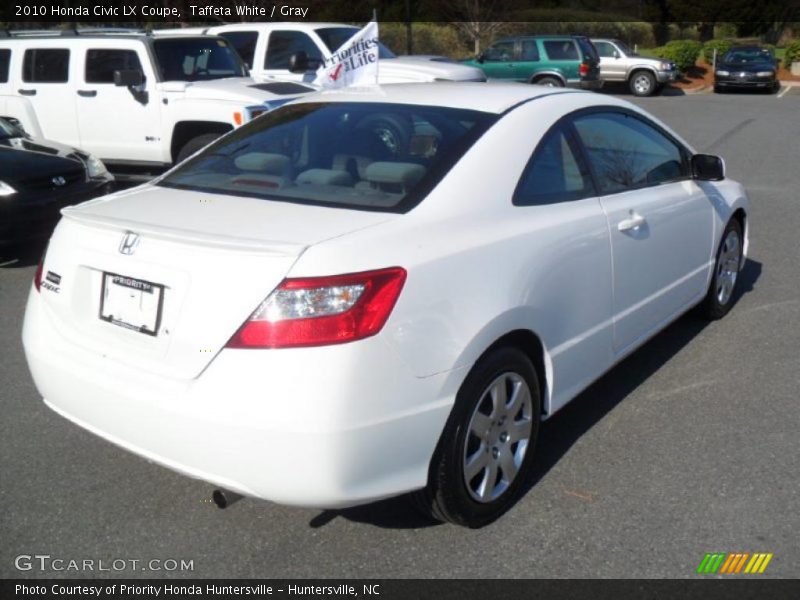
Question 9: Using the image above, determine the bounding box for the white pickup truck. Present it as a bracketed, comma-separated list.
[0, 30, 313, 178]
[165, 23, 488, 84]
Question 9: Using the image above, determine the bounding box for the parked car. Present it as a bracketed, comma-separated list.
[161, 23, 488, 84]
[714, 46, 780, 93]
[0, 29, 313, 179]
[0, 117, 113, 248]
[591, 38, 678, 96]
[461, 35, 601, 89]
[23, 83, 749, 527]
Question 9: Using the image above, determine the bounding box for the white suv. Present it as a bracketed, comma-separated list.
[165, 23, 488, 84]
[0, 30, 312, 178]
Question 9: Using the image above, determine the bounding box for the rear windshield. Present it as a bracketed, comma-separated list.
[723, 48, 774, 63]
[576, 38, 599, 61]
[152, 38, 247, 81]
[315, 27, 396, 59]
[159, 102, 496, 213]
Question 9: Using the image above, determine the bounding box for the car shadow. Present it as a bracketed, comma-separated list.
[598, 82, 688, 97]
[309, 258, 762, 530]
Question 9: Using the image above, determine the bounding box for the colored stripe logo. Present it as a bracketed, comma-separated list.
[697, 552, 773, 574]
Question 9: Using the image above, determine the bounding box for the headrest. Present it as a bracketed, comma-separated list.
[233, 152, 290, 175]
[296, 169, 354, 187]
[365, 162, 426, 187]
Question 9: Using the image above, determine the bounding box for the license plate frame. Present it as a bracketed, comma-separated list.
[99, 272, 165, 336]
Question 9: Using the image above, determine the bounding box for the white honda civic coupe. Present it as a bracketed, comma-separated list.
[23, 83, 749, 527]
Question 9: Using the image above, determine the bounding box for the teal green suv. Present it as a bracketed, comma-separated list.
[463, 35, 602, 89]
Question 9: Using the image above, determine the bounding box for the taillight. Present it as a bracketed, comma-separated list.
[579, 63, 590, 77]
[226, 267, 407, 349]
[33, 256, 44, 292]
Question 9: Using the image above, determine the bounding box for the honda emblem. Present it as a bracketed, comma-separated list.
[51, 176, 66, 186]
[119, 232, 140, 255]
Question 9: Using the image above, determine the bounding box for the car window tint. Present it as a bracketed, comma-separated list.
[85, 49, 142, 83]
[219, 31, 258, 69]
[576, 38, 599, 61]
[484, 41, 515, 62]
[159, 102, 497, 213]
[266, 31, 323, 70]
[593, 41, 616, 58]
[519, 40, 539, 61]
[23, 48, 69, 83]
[514, 125, 594, 205]
[573, 111, 688, 194]
[0, 49, 10, 83]
[543, 41, 578, 60]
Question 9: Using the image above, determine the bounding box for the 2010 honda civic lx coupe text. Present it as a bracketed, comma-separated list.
[22, 83, 749, 527]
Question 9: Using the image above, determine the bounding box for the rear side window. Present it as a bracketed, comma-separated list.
[514, 125, 594, 205]
[572, 111, 689, 194]
[220, 31, 258, 69]
[592, 41, 616, 58]
[265, 31, 323, 70]
[85, 49, 142, 83]
[23, 48, 69, 83]
[0, 49, 10, 83]
[543, 41, 579, 61]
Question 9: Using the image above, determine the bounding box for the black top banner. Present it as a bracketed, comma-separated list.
[3, 579, 800, 600]
[1, 0, 799, 25]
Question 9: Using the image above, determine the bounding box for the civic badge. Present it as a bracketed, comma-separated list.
[51, 176, 66, 186]
[119, 232, 140, 255]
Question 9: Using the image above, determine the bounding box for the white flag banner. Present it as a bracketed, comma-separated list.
[313, 21, 380, 89]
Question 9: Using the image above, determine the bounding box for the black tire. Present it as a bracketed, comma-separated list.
[714, 84, 723, 94]
[412, 347, 542, 528]
[699, 218, 744, 320]
[534, 76, 563, 88]
[629, 70, 656, 96]
[176, 133, 222, 163]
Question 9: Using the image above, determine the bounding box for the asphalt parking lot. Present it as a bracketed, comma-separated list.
[1, 90, 799, 579]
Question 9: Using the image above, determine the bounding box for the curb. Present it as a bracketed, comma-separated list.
[681, 84, 710, 95]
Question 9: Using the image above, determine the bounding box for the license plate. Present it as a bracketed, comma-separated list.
[99, 273, 164, 336]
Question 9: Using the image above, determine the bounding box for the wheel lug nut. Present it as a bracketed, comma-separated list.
[492, 447, 499, 459]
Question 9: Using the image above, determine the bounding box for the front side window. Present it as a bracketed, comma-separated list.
[519, 40, 540, 61]
[543, 40, 579, 61]
[219, 31, 258, 69]
[265, 31, 323, 70]
[483, 41, 516, 62]
[514, 125, 594, 205]
[593, 41, 617, 58]
[0, 49, 10, 83]
[85, 49, 142, 83]
[159, 102, 497, 213]
[572, 111, 689, 194]
[152, 38, 247, 82]
[23, 48, 69, 83]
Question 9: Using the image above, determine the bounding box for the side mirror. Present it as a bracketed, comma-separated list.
[288, 51, 310, 73]
[692, 154, 725, 181]
[476, 53, 486, 64]
[113, 69, 144, 87]
[612, 50, 620, 59]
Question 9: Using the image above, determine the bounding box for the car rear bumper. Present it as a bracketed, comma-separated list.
[22, 287, 460, 508]
[570, 79, 603, 90]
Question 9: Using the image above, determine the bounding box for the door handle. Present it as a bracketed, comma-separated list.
[18, 89, 36, 96]
[618, 212, 647, 232]
[77, 90, 97, 97]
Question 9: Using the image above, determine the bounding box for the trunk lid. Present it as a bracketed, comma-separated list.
[40, 185, 395, 380]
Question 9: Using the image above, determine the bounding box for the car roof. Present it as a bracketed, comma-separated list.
[727, 45, 770, 52]
[291, 82, 588, 114]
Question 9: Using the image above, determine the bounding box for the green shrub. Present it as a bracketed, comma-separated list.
[652, 40, 702, 71]
[785, 41, 800, 68]
[379, 23, 469, 59]
[702, 39, 734, 64]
